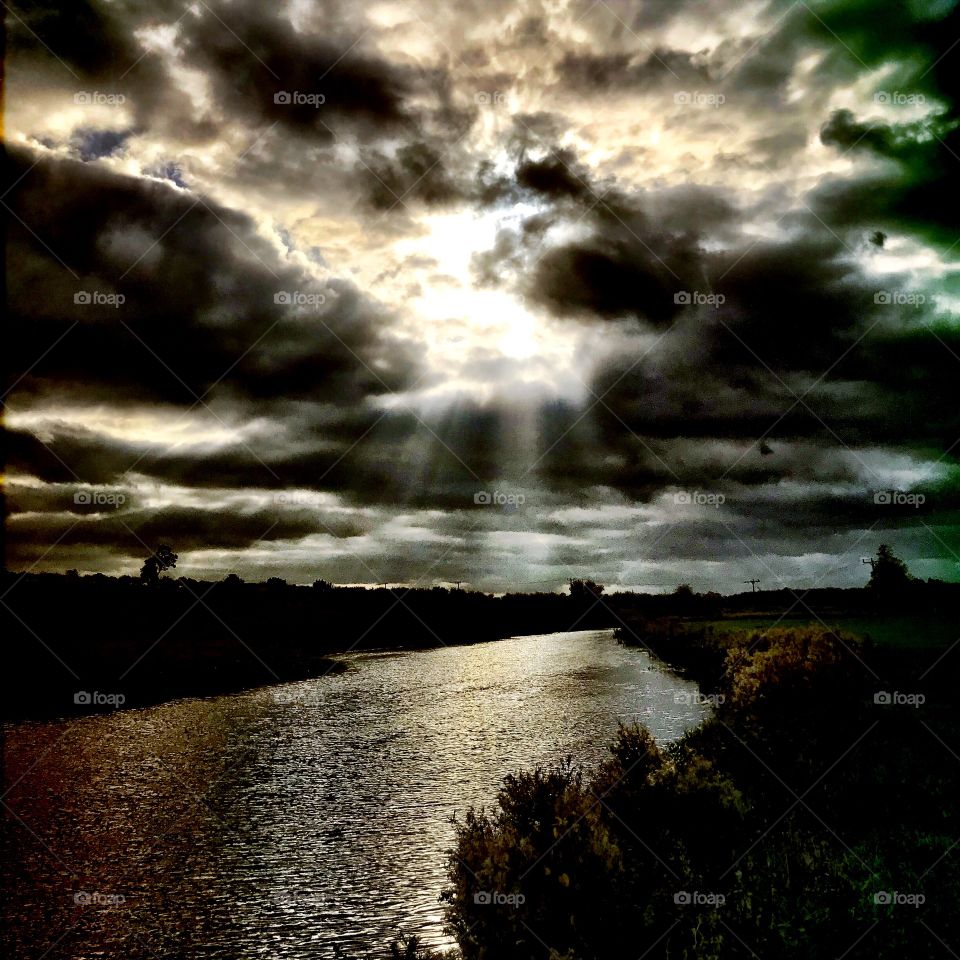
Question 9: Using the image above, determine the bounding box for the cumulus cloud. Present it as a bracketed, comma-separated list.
[5, 0, 959, 589]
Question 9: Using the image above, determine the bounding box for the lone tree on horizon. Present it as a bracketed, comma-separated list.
[569, 579, 605, 600]
[867, 544, 913, 594]
[140, 544, 178, 585]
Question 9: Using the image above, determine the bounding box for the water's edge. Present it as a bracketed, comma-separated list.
[2, 629, 708, 958]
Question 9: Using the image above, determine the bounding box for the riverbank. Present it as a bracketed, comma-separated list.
[443, 620, 960, 958]
[4, 570, 957, 721]
[1, 574, 616, 721]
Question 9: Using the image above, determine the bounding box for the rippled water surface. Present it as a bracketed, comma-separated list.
[3, 629, 708, 958]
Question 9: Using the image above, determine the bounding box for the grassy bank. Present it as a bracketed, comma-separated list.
[681, 614, 957, 651]
[442, 621, 960, 959]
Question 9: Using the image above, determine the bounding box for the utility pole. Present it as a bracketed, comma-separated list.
[744, 578, 760, 593]
[862, 557, 877, 570]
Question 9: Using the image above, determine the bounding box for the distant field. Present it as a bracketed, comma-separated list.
[696, 615, 958, 650]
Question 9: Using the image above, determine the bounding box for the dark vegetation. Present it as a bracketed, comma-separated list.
[443, 591, 960, 957]
[1, 557, 615, 721]
[3, 544, 958, 956]
[3, 545, 957, 721]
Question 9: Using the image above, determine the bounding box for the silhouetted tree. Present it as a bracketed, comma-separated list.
[569, 579, 605, 600]
[222, 573, 244, 588]
[312, 578, 334, 593]
[673, 583, 696, 614]
[868, 544, 913, 594]
[140, 544, 178, 585]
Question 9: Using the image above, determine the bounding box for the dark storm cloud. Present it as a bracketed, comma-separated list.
[705, 232, 869, 369]
[5, 401, 503, 510]
[815, 107, 960, 250]
[527, 400, 825, 503]
[514, 149, 593, 201]
[531, 237, 685, 324]
[819, 108, 944, 160]
[473, 144, 745, 308]
[176, 0, 414, 143]
[359, 142, 466, 210]
[471, 140, 957, 460]
[544, 317, 960, 507]
[488, 169, 738, 326]
[8, 0, 146, 75]
[5, 422, 390, 493]
[466, 151, 960, 511]
[11, 0, 474, 154]
[794, 0, 960, 107]
[8, 502, 367, 555]
[575, 221, 960, 445]
[6, 147, 420, 406]
[7, 0, 178, 127]
[6, 0, 960, 586]
[5, 481, 142, 516]
[797, 0, 960, 251]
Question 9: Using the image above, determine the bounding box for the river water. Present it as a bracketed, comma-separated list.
[2, 629, 708, 958]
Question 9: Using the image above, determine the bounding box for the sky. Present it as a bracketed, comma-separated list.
[5, 0, 960, 592]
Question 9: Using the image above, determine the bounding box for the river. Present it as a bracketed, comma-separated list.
[2, 628, 708, 958]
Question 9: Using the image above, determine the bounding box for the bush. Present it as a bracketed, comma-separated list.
[444, 626, 960, 959]
[444, 759, 622, 959]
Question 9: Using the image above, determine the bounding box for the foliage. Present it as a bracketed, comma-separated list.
[444, 759, 623, 958]
[445, 625, 960, 958]
[568, 579, 605, 600]
[139, 543, 178, 584]
[868, 543, 914, 597]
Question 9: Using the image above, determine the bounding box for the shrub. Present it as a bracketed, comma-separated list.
[444, 625, 958, 959]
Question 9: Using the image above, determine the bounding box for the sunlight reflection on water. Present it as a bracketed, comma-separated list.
[3, 629, 708, 958]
